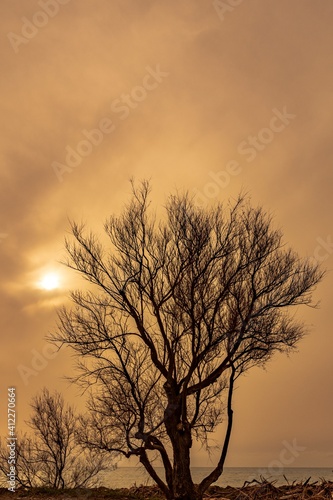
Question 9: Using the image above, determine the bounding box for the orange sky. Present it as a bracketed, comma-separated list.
[0, 0, 332, 470]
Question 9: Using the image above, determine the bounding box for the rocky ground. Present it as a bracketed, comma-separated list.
[0, 479, 333, 499]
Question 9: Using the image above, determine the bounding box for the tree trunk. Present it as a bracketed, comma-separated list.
[164, 390, 201, 500]
[171, 424, 199, 500]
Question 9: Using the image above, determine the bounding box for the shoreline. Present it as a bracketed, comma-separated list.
[98, 466, 333, 489]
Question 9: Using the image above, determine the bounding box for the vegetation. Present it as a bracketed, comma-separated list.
[1, 479, 333, 499]
[0, 388, 112, 489]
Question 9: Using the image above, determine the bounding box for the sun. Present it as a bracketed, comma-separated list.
[39, 273, 60, 291]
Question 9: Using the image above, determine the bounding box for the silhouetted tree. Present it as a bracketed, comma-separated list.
[0, 388, 112, 488]
[0, 434, 40, 489]
[51, 181, 323, 500]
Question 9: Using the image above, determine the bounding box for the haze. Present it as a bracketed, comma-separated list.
[0, 0, 332, 469]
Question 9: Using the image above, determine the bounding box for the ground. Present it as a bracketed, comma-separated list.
[0, 480, 333, 499]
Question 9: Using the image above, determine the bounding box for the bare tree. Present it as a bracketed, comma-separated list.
[0, 434, 41, 489]
[0, 388, 112, 489]
[51, 181, 324, 500]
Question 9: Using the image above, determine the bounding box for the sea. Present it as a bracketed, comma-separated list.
[100, 467, 333, 489]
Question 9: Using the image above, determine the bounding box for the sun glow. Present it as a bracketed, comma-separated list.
[39, 273, 60, 291]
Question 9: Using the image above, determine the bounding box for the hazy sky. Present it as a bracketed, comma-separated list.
[1, 0, 332, 471]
